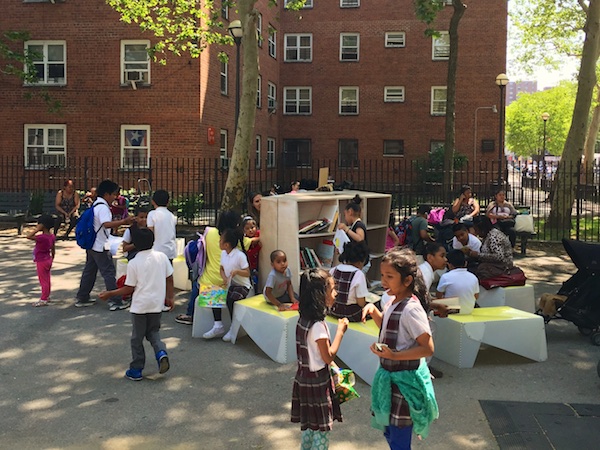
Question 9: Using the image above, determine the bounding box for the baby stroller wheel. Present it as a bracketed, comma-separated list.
[591, 332, 600, 346]
[578, 326, 594, 337]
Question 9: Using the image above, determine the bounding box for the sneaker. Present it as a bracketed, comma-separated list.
[222, 330, 233, 342]
[175, 315, 193, 325]
[429, 366, 444, 379]
[75, 298, 96, 308]
[109, 300, 131, 311]
[203, 325, 225, 339]
[125, 368, 143, 381]
[162, 305, 171, 312]
[156, 350, 170, 374]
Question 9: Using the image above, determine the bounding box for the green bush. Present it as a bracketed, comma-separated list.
[172, 193, 204, 225]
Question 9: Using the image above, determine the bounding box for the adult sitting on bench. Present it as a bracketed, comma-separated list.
[468, 216, 514, 280]
[54, 179, 80, 239]
[486, 189, 518, 247]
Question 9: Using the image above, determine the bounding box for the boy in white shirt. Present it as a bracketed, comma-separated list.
[452, 223, 482, 253]
[419, 242, 447, 292]
[99, 228, 174, 381]
[147, 190, 177, 263]
[436, 250, 479, 315]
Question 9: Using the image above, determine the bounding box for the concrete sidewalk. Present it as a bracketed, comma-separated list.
[0, 230, 599, 449]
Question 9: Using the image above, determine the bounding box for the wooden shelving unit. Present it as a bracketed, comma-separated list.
[259, 191, 392, 292]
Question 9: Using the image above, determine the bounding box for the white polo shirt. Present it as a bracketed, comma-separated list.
[452, 233, 482, 253]
[125, 249, 174, 314]
[307, 321, 329, 371]
[92, 198, 113, 252]
[436, 268, 480, 315]
[381, 298, 431, 351]
[147, 206, 177, 260]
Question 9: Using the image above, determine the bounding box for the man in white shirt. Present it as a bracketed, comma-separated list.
[147, 190, 177, 262]
[75, 179, 133, 310]
[437, 250, 480, 315]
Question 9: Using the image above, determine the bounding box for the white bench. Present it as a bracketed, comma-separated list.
[229, 295, 299, 364]
[477, 284, 536, 313]
[432, 306, 547, 368]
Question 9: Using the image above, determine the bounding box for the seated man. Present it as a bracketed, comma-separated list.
[452, 223, 481, 270]
[436, 250, 479, 315]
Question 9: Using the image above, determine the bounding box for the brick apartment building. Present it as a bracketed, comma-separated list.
[0, 0, 506, 189]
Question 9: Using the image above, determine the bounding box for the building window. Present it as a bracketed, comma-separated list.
[25, 41, 66, 85]
[339, 87, 359, 115]
[284, 34, 312, 62]
[384, 140, 404, 157]
[285, 0, 313, 7]
[256, 135, 261, 169]
[432, 32, 450, 60]
[220, 129, 228, 169]
[481, 139, 495, 153]
[220, 60, 228, 95]
[257, 13, 263, 47]
[340, 33, 359, 61]
[267, 137, 276, 168]
[268, 26, 277, 58]
[284, 139, 311, 168]
[121, 40, 150, 85]
[339, 139, 359, 168]
[384, 86, 405, 103]
[221, 2, 228, 19]
[385, 32, 405, 48]
[284, 87, 312, 115]
[121, 125, 150, 168]
[340, 0, 360, 7]
[256, 75, 262, 108]
[268, 82, 277, 111]
[431, 86, 447, 116]
[24, 125, 66, 168]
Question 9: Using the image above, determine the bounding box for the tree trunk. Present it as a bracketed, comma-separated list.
[220, 0, 259, 212]
[583, 85, 600, 163]
[548, 0, 600, 231]
[443, 0, 466, 197]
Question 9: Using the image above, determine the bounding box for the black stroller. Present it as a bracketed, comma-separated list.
[538, 239, 600, 345]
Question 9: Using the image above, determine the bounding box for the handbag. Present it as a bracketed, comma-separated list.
[479, 267, 527, 290]
[196, 283, 227, 307]
[330, 363, 359, 404]
[515, 214, 534, 234]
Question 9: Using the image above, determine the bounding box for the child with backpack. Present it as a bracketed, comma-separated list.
[26, 214, 56, 307]
[176, 227, 209, 325]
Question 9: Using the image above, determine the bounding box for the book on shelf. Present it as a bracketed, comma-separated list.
[328, 210, 339, 233]
[300, 247, 323, 269]
[299, 219, 324, 234]
[308, 248, 323, 268]
[299, 250, 307, 270]
[305, 218, 331, 234]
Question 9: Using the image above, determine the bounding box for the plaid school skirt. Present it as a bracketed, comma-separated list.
[291, 366, 342, 431]
[390, 383, 413, 428]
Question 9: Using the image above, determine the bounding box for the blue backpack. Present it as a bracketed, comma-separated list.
[184, 227, 209, 281]
[75, 203, 103, 249]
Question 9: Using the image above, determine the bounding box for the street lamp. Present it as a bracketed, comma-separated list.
[473, 105, 498, 169]
[495, 73, 509, 186]
[541, 112, 550, 187]
[228, 20, 243, 131]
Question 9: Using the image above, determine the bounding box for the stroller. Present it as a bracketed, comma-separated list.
[537, 239, 600, 346]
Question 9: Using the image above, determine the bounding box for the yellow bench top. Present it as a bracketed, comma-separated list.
[236, 294, 300, 318]
[448, 306, 539, 323]
[325, 316, 380, 337]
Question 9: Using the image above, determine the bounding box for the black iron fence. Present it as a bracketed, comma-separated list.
[1, 155, 598, 242]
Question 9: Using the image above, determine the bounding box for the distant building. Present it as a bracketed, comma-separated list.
[506, 80, 538, 106]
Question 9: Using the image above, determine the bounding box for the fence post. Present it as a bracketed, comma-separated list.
[213, 158, 219, 224]
[83, 156, 89, 192]
[576, 159, 581, 241]
[147, 157, 153, 191]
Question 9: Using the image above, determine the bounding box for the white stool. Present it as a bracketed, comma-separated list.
[192, 306, 231, 338]
[173, 255, 191, 290]
[478, 284, 536, 313]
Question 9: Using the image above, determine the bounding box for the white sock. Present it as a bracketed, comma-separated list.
[214, 321, 223, 328]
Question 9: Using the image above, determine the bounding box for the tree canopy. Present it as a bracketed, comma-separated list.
[506, 82, 576, 157]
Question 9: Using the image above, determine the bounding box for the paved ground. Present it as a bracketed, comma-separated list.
[1, 226, 599, 449]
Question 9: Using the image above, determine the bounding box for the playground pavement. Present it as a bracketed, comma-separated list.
[0, 226, 599, 450]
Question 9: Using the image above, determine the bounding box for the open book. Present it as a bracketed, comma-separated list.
[430, 296, 461, 310]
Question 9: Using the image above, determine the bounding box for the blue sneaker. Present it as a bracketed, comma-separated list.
[156, 350, 170, 374]
[125, 368, 143, 381]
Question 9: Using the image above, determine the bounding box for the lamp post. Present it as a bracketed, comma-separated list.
[473, 105, 498, 169]
[495, 73, 509, 186]
[228, 20, 243, 131]
[541, 112, 550, 188]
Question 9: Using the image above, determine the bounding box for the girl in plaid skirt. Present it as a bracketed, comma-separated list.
[362, 249, 439, 449]
[291, 269, 349, 449]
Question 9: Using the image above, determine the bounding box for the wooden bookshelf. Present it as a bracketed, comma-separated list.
[259, 191, 392, 292]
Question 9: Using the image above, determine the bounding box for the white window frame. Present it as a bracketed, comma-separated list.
[284, 87, 312, 115]
[284, 34, 313, 62]
[257, 74, 262, 108]
[24, 40, 66, 85]
[121, 40, 150, 85]
[268, 26, 277, 58]
[383, 140, 405, 157]
[340, 0, 360, 7]
[339, 87, 359, 115]
[257, 13, 263, 47]
[340, 33, 360, 61]
[432, 32, 450, 60]
[220, 129, 229, 169]
[220, 60, 228, 95]
[268, 81, 277, 111]
[431, 86, 447, 116]
[285, 0, 313, 7]
[384, 86, 405, 103]
[24, 124, 67, 168]
[267, 137, 276, 168]
[121, 125, 150, 169]
[255, 135, 261, 169]
[385, 32, 406, 48]
[221, 2, 229, 19]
